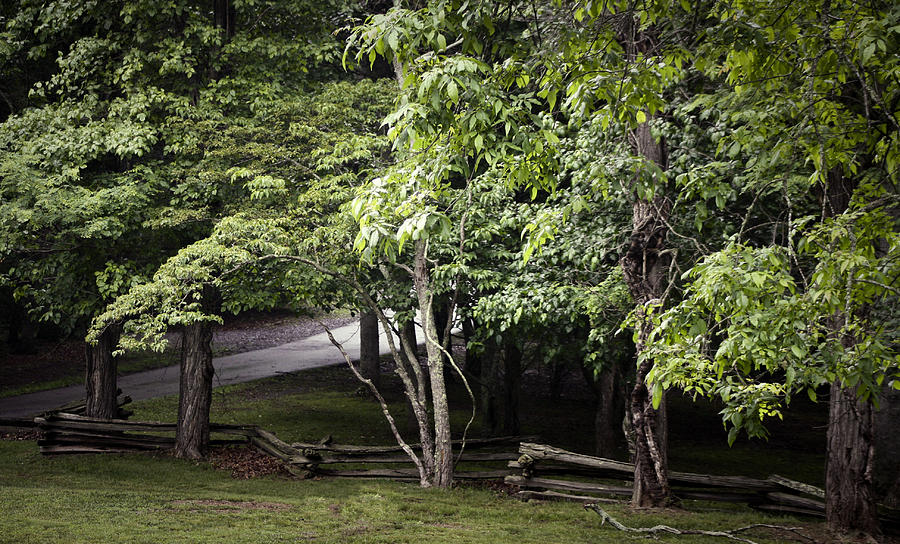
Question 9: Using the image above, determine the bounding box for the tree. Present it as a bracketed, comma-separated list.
[0, 0, 361, 417]
[643, 0, 899, 536]
[90, 78, 396, 457]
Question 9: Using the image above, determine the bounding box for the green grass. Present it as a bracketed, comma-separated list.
[0, 364, 831, 543]
[0, 438, 818, 544]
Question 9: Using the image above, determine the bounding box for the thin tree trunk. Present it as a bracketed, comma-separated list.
[413, 240, 453, 487]
[615, 10, 673, 506]
[502, 343, 522, 435]
[826, 383, 880, 536]
[480, 338, 500, 436]
[175, 320, 215, 459]
[401, 320, 417, 355]
[432, 296, 450, 350]
[84, 323, 121, 419]
[359, 310, 380, 390]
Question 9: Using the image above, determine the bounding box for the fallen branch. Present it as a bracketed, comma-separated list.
[584, 504, 814, 544]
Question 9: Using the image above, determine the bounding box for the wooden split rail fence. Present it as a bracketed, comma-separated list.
[33, 412, 520, 480]
[506, 442, 900, 528]
[507, 442, 826, 515]
[29, 412, 899, 525]
[249, 432, 524, 480]
[36, 413, 257, 454]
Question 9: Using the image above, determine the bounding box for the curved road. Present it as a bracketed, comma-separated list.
[0, 320, 402, 419]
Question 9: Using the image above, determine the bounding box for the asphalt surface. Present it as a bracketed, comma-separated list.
[0, 320, 400, 419]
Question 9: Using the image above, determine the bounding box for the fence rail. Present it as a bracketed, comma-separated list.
[27, 412, 900, 526]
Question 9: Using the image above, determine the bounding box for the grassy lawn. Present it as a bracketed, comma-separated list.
[0, 363, 836, 543]
[0, 437, 822, 544]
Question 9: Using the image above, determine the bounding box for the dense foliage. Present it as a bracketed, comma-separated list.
[2, 0, 898, 533]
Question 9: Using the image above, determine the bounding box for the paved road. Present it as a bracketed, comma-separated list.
[0, 320, 401, 419]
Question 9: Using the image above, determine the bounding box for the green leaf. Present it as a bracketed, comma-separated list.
[447, 80, 458, 102]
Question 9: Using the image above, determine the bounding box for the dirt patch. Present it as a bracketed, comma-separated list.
[171, 499, 293, 512]
[208, 444, 294, 479]
[0, 428, 42, 441]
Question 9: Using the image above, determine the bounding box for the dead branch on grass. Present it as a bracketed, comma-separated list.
[584, 503, 815, 544]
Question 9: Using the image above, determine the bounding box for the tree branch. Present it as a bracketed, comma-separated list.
[584, 504, 814, 544]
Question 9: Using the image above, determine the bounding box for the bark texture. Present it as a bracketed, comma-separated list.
[826, 383, 880, 536]
[359, 310, 380, 390]
[84, 323, 122, 419]
[413, 241, 453, 487]
[622, 121, 672, 507]
[175, 320, 215, 459]
[821, 169, 881, 536]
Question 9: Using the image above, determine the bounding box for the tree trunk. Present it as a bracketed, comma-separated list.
[622, 118, 672, 507]
[401, 319, 417, 355]
[480, 338, 501, 436]
[432, 296, 450, 350]
[413, 240, 452, 487]
[175, 320, 215, 459]
[875, 386, 900, 508]
[359, 310, 380, 390]
[821, 169, 881, 535]
[502, 343, 522, 435]
[462, 317, 481, 377]
[826, 383, 880, 536]
[84, 323, 121, 419]
[213, 0, 235, 38]
[587, 362, 624, 459]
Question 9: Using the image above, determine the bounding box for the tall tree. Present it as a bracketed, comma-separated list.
[645, 0, 899, 535]
[90, 79, 396, 457]
[0, 0, 358, 417]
